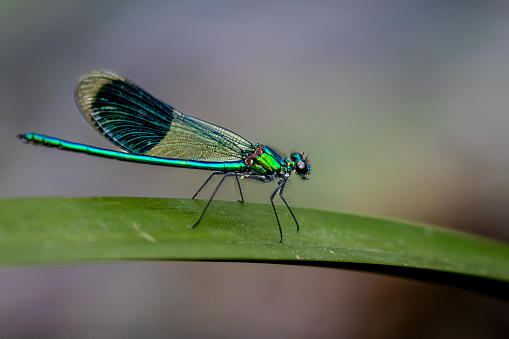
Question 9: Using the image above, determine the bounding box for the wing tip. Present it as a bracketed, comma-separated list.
[74, 70, 128, 123]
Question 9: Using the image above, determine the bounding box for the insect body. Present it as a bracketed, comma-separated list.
[18, 70, 310, 242]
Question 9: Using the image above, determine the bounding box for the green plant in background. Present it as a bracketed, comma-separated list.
[1, 197, 508, 301]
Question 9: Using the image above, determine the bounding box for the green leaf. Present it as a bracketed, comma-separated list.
[1, 197, 508, 300]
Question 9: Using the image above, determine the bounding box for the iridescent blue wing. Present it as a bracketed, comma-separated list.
[75, 70, 253, 161]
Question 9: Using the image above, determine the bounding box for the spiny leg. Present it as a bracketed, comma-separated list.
[279, 183, 300, 231]
[192, 171, 222, 199]
[192, 172, 239, 228]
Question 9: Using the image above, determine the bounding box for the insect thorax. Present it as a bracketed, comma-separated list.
[244, 143, 289, 175]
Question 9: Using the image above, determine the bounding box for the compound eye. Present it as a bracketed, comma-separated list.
[296, 160, 309, 175]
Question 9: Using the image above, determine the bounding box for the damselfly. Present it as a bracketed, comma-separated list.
[17, 70, 310, 243]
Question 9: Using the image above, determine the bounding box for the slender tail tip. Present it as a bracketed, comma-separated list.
[17, 133, 28, 143]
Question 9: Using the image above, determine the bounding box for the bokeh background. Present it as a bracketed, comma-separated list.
[1, 1, 509, 337]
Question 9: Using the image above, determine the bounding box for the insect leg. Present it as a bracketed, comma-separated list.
[192, 172, 238, 228]
[235, 176, 245, 203]
[192, 171, 223, 199]
[269, 179, 286, 243]
[279, 182, 299, 231]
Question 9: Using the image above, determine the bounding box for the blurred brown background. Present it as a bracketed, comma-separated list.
[1, 1, 508, 338]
